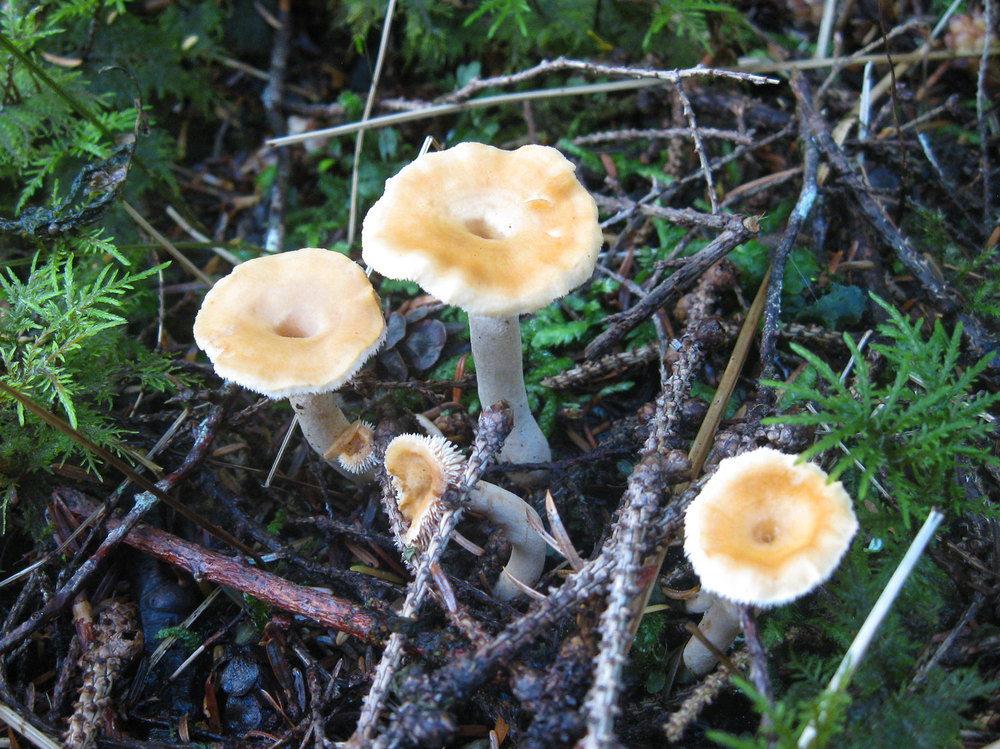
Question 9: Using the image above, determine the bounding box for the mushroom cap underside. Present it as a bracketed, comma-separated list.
[326, 420, 377, 472]
[362, 142, 603, 317]
[193, 248, 386, 398]
[684, 447, 858, 606]
[384, 433, 464, 545]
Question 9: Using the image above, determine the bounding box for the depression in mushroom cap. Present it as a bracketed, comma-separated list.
[684, 447, 858, 607]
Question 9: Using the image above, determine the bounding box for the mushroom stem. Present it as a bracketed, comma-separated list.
[468, 314, 550, 470]
[466, 481, 547, 601]
[683, 593, 741, 675]
[288, 392, 351, 458]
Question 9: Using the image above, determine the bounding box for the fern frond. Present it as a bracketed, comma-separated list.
[765, 294, 1000, 525]
[644, 0, 744, 52]
[464, 0, 531, 38]
[1, 245, 165, 431]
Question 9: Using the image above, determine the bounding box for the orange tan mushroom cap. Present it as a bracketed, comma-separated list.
[384, 433, 464, 547]
[193, 248, 386, 398]
[361, 142, 603, 317]
[326, 420, 377, 473]
[384, 432, 547, 600]
[684, 448, 858, 607]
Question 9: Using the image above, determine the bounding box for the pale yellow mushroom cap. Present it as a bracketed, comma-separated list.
[684, 448, 858, 607]
[193, 248, 386, 398]
[383, 434, 464, 546]
[361, 142, 603, 317]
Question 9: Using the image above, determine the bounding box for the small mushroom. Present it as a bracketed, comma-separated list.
[325, 420, 377, 474]
[682, 447, 858, 674]
[362, 143, 603, 476]
[193, 248, 386, 465]
[383, 432, 547, 601]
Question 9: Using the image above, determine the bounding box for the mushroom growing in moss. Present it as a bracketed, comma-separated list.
[682, 447, 858, 674]
[193, 248, 386, 464]
[383, 432, 547, 601]
[362, 143, 603, 476]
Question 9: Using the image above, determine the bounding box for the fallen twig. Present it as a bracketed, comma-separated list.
[351, 403, 512, 745]
[976, 0, 995, 223]
[57, 489, 393, 644]
[572, 127, 753, 146]
[262, 0, 291, 254]
[0, 397, 253, 655]
[268, 58, 775, 148]
[585, 215, 760, 359]
[791, 74, 997, 362]
[579, 357, 698, 746]
[439, 56, 776, 104]
[759, 106, 820, 380]
[674, 79, 719, 213]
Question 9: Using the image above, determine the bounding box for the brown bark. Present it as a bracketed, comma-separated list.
[59, 491, 391, 643]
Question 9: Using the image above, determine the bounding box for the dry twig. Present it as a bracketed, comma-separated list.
[579, 348, 699, 747]
[348, 403, 512, 746]
[759, 104, 820, 379]
[585, 214, 760, 358]
[268, 58, 775, 148]
[262, 0, 291, 253]
[58, 490, 393, 643]
[977, 0, 995, 222]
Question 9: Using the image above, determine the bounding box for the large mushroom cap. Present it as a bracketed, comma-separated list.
[361, 142, 603, 317]
[684, 448, 858, 607]
[193, 248, 386, 398]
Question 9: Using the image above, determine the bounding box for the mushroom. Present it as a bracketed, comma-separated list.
[383, 432, 547, 601]
[325, 420, 377, 474]
[682, 447, 858, 674]
[193, 248, 386, 464]
[362, 142, 603, 474]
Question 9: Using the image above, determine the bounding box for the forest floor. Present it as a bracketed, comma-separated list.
[1, 2, 999, 748]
